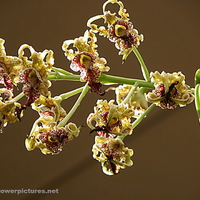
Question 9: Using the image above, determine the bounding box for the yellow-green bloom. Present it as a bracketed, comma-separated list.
[62, 30, 109, 95]
[0, 38, 24, 91]
[87, 99, 134, 137]
[87, 0, 143, 59]
[18, 44, 54, 106]
[32, 95, 66, 123]
[25, 120, 80, 155]
[26, 94, 80, 154]
[146, 71, 194, 109]
[0, 39, 54, 101]
[92, 136, 133, 175]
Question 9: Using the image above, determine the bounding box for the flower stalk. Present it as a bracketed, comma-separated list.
[98, 73, 154, 88]
[11, 92, 25, 102]
[132, 46, 150, 82]
[120, 82, 139, 105]
[48, 72, 80, 81]
[48, 70, 154, 88]
[59, 86, 85, 101]
[52, 67, 74, 76]
[132, 103, 156, 129]
[195, 84, 200, 122]
[57, 83, 89, 127]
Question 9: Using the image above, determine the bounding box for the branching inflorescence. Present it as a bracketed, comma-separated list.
[0, 0, 198, 175]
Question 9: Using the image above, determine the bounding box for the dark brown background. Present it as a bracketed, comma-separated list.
[0, 0, 200, 199]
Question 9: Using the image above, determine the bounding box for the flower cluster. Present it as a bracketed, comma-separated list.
[87, 99, 134, 175]
[0, 38, 54, 132]
[146, 71, 194, 109]
[87, 0, 143, 60]
[25, 95, 80, 154]
[62, 30, 110, 95]
[0, 0, 197, 176]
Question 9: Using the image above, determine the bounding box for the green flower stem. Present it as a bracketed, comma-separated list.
[52, 67, 73, 76]
[12, 92, 25, 102]
[117, 134, 127, 141]
[57, 83, 89, 128]
[118, 102, 156, 141]
[195, 69, 200, 85]
[132, 103, 156, 129]
[98, 73, 154, 89]
[59, 86, 85, 101]
[48, 73, 80, 81]
[132, 46, 151, 82]
[121, 82, 139, 105]
[195, 84, 200, 122]
[48, 72, 154, 89]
